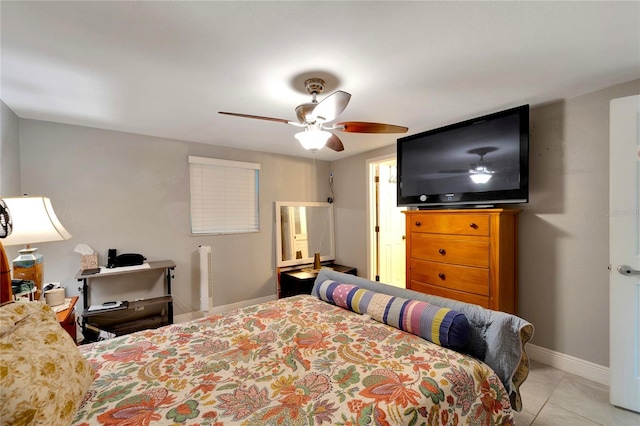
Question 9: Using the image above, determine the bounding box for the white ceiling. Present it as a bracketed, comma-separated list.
[2, 1, 639, 161]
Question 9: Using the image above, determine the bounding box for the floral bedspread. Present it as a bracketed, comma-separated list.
[74, 295, 514, 425]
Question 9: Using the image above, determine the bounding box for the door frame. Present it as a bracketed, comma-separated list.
[366, 152, 405, 283]
[366, 154, 393, 280]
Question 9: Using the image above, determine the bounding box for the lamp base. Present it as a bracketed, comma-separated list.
[13, 247, 44, 300]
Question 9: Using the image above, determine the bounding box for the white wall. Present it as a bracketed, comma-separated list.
[519, 79, 640, 367]
[5, 119, 330, 314]
[331, 79, 640, 368]
[0, 100, 21, 195]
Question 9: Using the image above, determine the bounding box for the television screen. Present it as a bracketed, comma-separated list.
[397, 105, 529, 208]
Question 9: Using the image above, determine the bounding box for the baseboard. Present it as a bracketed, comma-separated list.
[173, 311, 204, 323]
[173, 294, 278, 324]
[208, 295, 277, 314]
[527, 343, 609, 386]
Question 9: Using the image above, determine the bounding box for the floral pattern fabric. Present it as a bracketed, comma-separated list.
[73, 295, 514, 425]
[1, 301, 94, 426]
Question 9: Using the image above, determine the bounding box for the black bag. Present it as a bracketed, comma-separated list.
[115, 253, 146, 267]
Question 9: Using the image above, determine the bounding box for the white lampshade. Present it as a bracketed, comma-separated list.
[2, 197, 72, 246]
[294, 130, 331, 151]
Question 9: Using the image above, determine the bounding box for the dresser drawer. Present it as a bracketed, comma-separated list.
[409, 213, 490, 236]
[410, 259, 489, 296]
[411, 234, 489, 268]
[409, 280, 490, 308]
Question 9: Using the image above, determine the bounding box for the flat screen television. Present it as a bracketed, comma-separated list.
[397, 104, 529, 208]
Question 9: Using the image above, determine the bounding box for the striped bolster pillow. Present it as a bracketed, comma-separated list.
[317, 280, 470, 350]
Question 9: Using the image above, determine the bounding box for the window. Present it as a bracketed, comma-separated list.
[189, 156, 260, 234]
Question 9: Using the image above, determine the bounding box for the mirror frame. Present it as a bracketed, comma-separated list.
[275, 201, 335, 268]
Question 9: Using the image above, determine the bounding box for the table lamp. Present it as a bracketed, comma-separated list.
[1, 196, 72, 300]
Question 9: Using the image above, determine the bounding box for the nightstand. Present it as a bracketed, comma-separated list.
[278, 264, 357, 298]
[56, 296, 78, 343]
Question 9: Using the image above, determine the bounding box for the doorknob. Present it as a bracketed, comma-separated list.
[617, 265, 640, 276]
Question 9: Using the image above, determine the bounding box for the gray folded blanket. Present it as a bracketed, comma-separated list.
[312, 269, 534, 411]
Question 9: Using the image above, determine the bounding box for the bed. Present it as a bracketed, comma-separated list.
[1, 270, 533, 426]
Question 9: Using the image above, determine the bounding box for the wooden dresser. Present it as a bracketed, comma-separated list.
[404, 209, 520, 314]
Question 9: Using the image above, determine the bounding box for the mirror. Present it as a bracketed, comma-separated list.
[275, 201, 335, 268]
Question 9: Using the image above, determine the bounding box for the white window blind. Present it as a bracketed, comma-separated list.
[189, 156, 260, 234]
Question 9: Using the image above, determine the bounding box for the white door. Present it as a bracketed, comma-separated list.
[378, 162, 406, 287]
[609, 94, 640, 413]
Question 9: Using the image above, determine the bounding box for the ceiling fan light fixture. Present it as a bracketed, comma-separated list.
[295, 130, 331, 151]
[470, 172, 492, 184]
[469, 162, 494, 184]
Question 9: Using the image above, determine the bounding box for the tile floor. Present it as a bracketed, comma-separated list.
[513, 361, 640, 425]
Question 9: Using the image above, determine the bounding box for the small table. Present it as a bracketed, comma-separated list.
[75, 261, 175, 339]
[279, 264, 357, 298]
[56, 296, 78, 343]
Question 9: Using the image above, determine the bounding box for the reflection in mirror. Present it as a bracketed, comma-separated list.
[275, 201, 335, 268]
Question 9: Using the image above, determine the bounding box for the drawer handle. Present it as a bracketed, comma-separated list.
[415, 221, 421, 227]
[438, 272, 446, 280]
[470, 223, 478, 229]
[438, 248, 446, 255]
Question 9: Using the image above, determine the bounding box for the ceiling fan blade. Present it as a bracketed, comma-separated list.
[311, 91, 351, 122]
[219, 111, 293, 124]
[337, 121, 408, 134]
[326, 133, 344, 152]
[438, 169, 470, 174]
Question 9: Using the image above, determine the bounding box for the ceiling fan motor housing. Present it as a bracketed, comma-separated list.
[295, 78, 326, 123]
[304, 78, 325, 95]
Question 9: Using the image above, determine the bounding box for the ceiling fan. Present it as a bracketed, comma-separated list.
[439, 147, 497, 184]
[219, 78, 408, 152]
